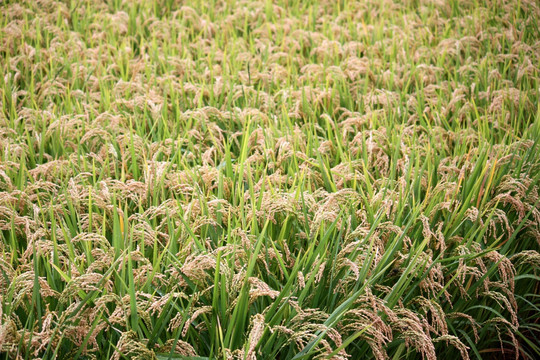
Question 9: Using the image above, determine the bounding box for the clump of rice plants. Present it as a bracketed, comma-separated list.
[1, 0, 539, 359]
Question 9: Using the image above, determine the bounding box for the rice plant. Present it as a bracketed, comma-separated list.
[1, 0, 539, 359]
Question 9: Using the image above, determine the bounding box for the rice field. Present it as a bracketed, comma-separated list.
[1, 0, 540, 359]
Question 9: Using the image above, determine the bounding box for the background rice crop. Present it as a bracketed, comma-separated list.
[1, 0, 539, 359]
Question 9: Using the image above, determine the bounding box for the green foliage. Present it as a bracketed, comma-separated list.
[0, 0, 539, 359]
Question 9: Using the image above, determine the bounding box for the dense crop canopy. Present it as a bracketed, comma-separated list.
[1, 0, 539, 359]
